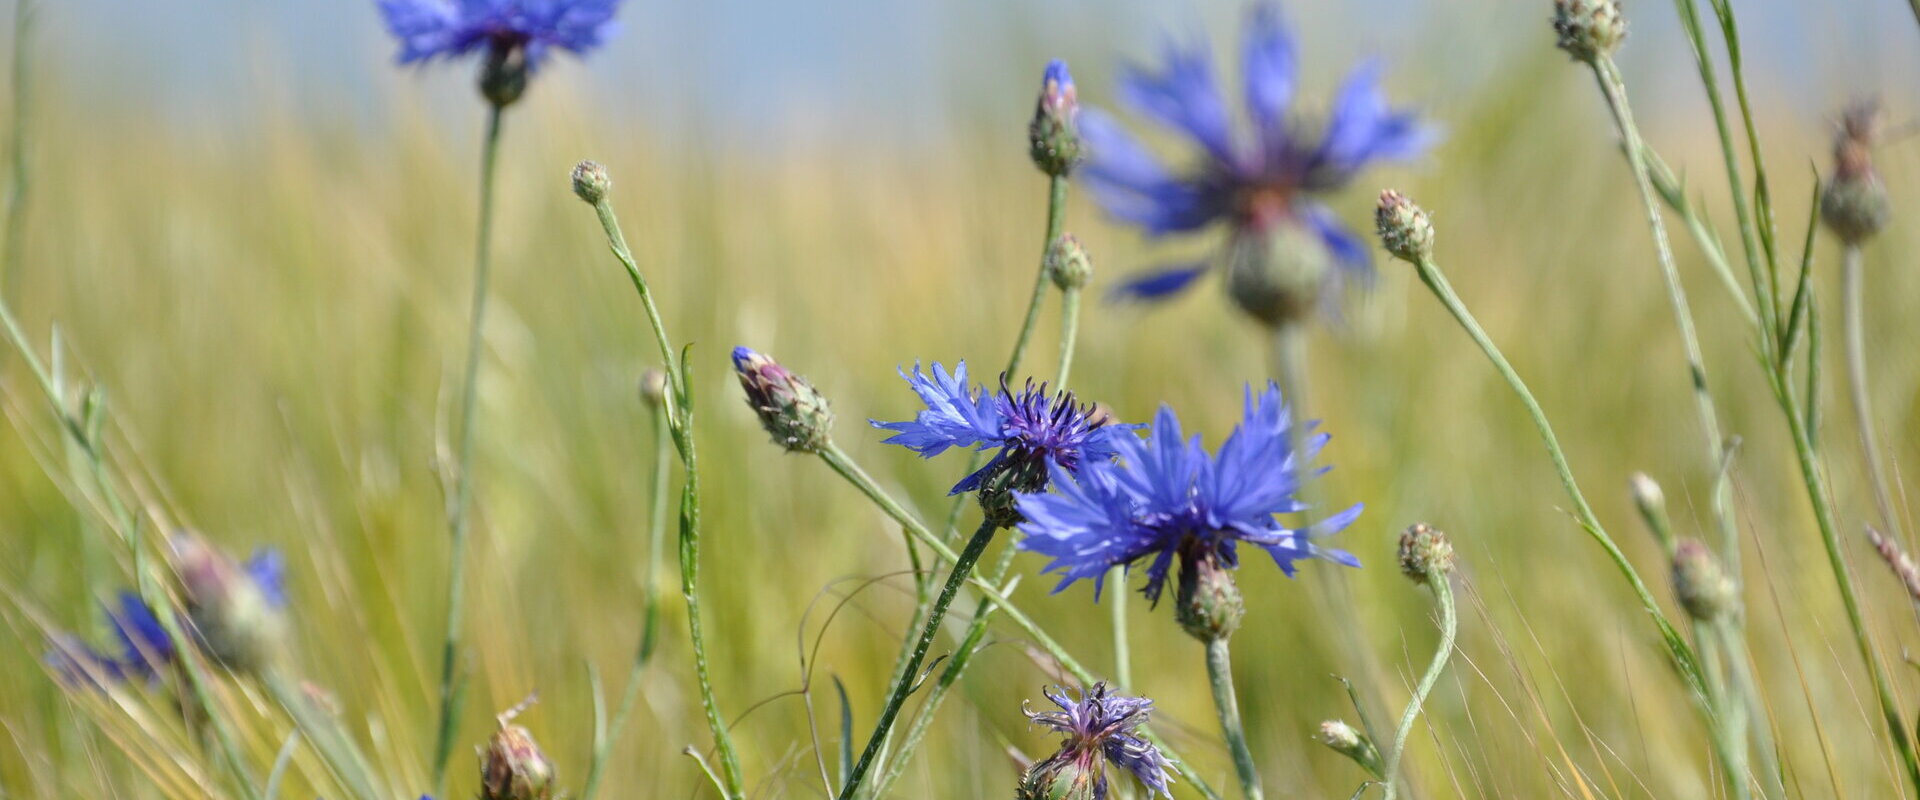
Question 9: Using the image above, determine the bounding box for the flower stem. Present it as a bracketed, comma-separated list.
[430, 102, 503, 793]
[1841, 245, 1903, 543]
[1381, 578, 1456, 800]
[1, 0, 31, 298]
[1406, 254, 1703, 693]
[582, 400, 673, 800]
[1204, 636, 1263, 800]
[836, 519, 999, 800]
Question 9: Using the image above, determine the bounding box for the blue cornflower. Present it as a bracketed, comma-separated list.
[376, 0, 622, 68]
[1017, 683, 1173, 799]
[1081, 4, 1433, 326]
[871, 362, 1133, 525]
[1016, 383, 1360, 606]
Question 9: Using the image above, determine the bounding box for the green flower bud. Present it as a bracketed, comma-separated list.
[479, 41, 530, 108]
[1176, 549, 1245, 642]
[1375, 189, 1435, 264]
[1016, 752, 1101, 800]
[1397, 523, 1455, 585]
[1225, 218, 1332, 330]
[1315, 719, 1384, 777]
[571, 160, 612, 205]
[1672, 539, 1737, 621]
[1047, 234, 1093, 291]
[1552, 0, 1627, 63]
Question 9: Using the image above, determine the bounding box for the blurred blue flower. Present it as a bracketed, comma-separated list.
[1016, 383, 1360, 602]
[1081, 4, 1433, 313]
[870, 362, 1132, 496]
[1020, 682, 1174, 798]
[376, 0, 622, 68]
[106, 591, 176, 680]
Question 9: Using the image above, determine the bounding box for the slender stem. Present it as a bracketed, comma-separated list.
[591, 199, 681, 424]
[1, 0, 30, 297]
[1204, 637, 1263, 800]
[1011, 176, 1070, 382]
[837, 520, 999, 800]
[430, 103, 504, 792]
[1054, 286, 1082, 389]
[1381, 578, 1456, 800]
[1407, 255, 1702, 692]
[1713, 622, 1787, 798]
[582, 401, 673, 800]
[1694, 622, 1751, 800]
[264, 670, 384, 800]
[814, 442, 1223, 800]
[1842, 246, 1903, 542]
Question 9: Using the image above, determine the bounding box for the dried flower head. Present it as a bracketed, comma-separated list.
[1018, 683, 1173, 799]
[1552, 0, 1627, 63]
[732, 347, 833, 453]
[480, 712, 555, 800]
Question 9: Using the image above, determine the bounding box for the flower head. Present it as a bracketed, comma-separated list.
[174, 536, 291, 674]
[377, 0, 622, 68]
[870, 362, 1132, 525]
[1018, 683, 1173, 799]
[732, 346, 834, 453]
[1016, 383, 1360, 603]
[1081, 4, 1433, 327]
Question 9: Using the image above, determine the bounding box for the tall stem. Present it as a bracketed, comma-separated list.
[1407, 255, 1702, 692]
[1842, 246, 1902, 542]
[430, 103, 504, 791]
[1204, 637, 1263, 800]
[1381, 579, 1456, 800]
[837, 520, 999, 800]
[1, 0, 30, 298]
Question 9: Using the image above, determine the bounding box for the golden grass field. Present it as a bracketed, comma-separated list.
[0, 5, 1918, 798]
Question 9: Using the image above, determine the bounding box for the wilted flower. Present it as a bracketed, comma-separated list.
[1080, 4, 1432, 327]
[376, 0, 623, 105]
[732, 346, 834, 453]
[1016, 383, 1360, 604]
[1017, 683, 1173, 799]
[870, 362, 1132, 526]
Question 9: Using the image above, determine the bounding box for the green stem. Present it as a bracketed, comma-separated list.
[1204, 636, 1263, 800]
[430, 102, 504, 793]
[1054, 286, 1081, 390]
[814, 442, 1222, 800]
[264, 670, 384, 800]
[837, 519, 999, 800]
[1842, 246, 1902, 543]
[1407, 254, 1702, 693]
[591, 200, 681, 427]
[1381, 579, 1457, 800]
[1694, 622, 1751, 800]
[582, 401, 673, 800]
[1, 0, 30, 298]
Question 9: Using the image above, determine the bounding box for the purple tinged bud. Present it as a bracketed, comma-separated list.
[1375, 190, 1435, 264]
[1672, 539, 1737, 621]
[571, 160, 612, 205]
[1029, 60, 1082, 177]
[480, 722, 555, 800]
[172, 535, 287, 674]
[1397, 523, 1455, 585]
[732, 346, 833, 453]
[1821, 100, 1890, 245]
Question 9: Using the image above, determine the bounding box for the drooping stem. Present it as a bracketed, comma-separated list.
[837, 520, 999, 800]
[1406, 254, 1702, 693]
[1841, 246, 1902, 543]
[1381, 579, 1456, 800]
[1205, 636, 1263, 800]
[430, 103, 504, 791]
[582, 398, 674, 800]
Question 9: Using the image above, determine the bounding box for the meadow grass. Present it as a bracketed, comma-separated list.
[0, 9, 1918, 798]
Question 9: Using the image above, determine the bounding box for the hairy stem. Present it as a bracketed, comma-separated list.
[430, 103, 503, 792]
[1382, 578, 1456, 800]
[1205, 636, 1263, 800]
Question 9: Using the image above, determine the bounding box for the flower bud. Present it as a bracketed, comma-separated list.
[1225, 218, 1332, 330]
[1672, 539, 1737, 621]
[1046, 234, 1093, 291]
[1821, 101, 1890, 245]
[571, 160, 612, 205]
[731, 346, 833, 453]
[1552, 0, 1627, 63]
[1315, 719, 1384, 777]
[172, 535, 287, 674]
[1375, 190, 1434, 264]
[1175, 549, 1244, 642]
[1028, 60, 1082, 177]
[480, 722, 555, 800]
[1397, 523, 1455, 585]
[637, 368, 669, 408]
[479, 41, 530, 108]
[1628, 472, 1664, 519]
[1016, 753, 1101, 800]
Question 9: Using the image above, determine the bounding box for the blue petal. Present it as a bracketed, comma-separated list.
[1118, 39, 1236, 163]
[1241, 4, 1297, 149]
[869, 362, 1005, 457]
[1309, 60, 1435, 186]
[1298, 203, 1375, 281]
[106, 592, 174, 678]
[1078, 110, 1230, 236]
[245, 548, 289, 609]
[1109, 263, 1211, 302]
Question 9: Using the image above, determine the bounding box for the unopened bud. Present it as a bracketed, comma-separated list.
[637, 368, 669, 408]
[1821, 101, 1890, 245]
[172, 535, 287, 674]
[1315, 719, 1384, 777]
[479, 41, 529, 108]
[1226, 218, 1332, 329]
[731, 346, 833, 453]
[1046, 234, 1093, 291]
[571, 160, 612, 205]
[1176, 549, 1244, 641]
[1398, 523, 1455, 584]
[1552, 0, 1627, 63]
[1672, 539, 1737, 621]
[480, 721, 555, 800]
[1375, 190, 1435, 264]
[1016, 753, 1100, 800]
[1028, 60, 1082, 177]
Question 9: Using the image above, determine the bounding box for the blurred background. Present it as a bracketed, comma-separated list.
[2, 0, 1919, 797]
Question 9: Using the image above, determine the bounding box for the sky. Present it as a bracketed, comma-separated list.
[36, 0, 1920, 148]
